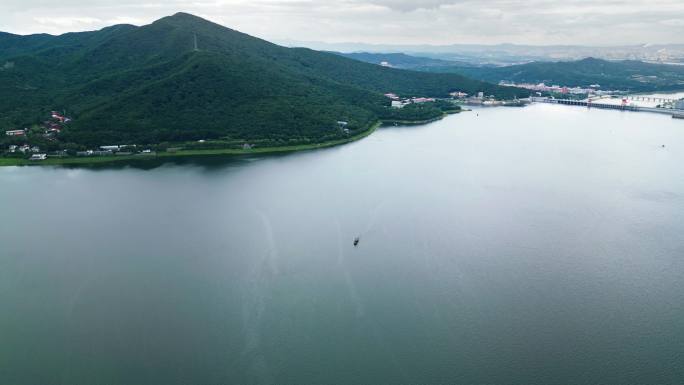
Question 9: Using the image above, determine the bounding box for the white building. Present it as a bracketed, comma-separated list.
[29, 154, 47, 161]
[411, 97, 435, 103]
[675, 99, 684, 110]
[5, 129, 26, 136]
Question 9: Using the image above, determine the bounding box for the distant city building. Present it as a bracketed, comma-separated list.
[675, 99, 684, 110]
[380, 61, 391, 67]
[477, 92, 485, 99]
[500, 81, 602, 95]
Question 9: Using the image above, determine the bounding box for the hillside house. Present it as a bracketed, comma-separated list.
[51, 111, 66, 122]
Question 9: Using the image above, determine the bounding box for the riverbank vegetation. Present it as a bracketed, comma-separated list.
[1, 120, 385, 167]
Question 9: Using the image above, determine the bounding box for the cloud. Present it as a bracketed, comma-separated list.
[359, 0, 457, 12]
[107, 16, 146, 25]
[0, 0, 682, 45]
[33, 16, 102, 28]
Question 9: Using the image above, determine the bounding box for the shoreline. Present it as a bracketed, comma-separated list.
[0, 110, 462, 168]
[380, 110, 461, 126]
[1, 120, 385, 167]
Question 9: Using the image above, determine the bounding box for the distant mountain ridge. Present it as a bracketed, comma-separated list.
[282, 40, 684, 66]
[333, 52, 469, 69]
[426, 57, 684, 91]
[336, 50, 684, 92]
[0, 13, 527, 147]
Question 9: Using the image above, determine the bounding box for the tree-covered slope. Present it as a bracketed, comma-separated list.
[425, 57, 684, 91]
[60, 51, 382, 146]
[0, 13, 529, 146]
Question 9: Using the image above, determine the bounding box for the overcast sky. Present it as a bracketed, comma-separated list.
[1, 0, 683, 46]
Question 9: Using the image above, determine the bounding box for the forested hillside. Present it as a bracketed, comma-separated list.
[0, 13, 528, 148]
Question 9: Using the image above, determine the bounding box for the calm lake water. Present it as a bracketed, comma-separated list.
[2, 103, 684, 384]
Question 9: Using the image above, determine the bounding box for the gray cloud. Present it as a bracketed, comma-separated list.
[0, 0, 682, 45]
[360, 0, 457, 12]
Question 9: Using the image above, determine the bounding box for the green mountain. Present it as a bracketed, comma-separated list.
[423, 57, 684, 92]
[0, 13, 528, 148]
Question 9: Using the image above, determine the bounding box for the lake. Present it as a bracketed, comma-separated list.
[2, 103, 684, 384]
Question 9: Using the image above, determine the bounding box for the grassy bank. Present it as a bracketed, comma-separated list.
[0, 121, 382, 167]
[381, 109, 461, 126]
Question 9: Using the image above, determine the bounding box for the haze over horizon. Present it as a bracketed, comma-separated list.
[1, 0, 683, 47]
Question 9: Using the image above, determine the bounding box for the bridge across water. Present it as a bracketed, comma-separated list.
[535, 97, 684, 117]
[554, 99, 638, 111]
